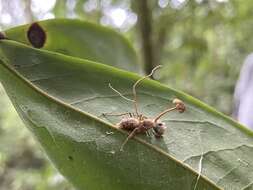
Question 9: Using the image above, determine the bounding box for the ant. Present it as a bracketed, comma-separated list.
[103, 65, 186, 151]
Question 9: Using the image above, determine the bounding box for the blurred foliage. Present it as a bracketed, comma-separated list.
[0, 0, 253, 189]
[155, 0, 249, 114]
[0, 84, 74, 190]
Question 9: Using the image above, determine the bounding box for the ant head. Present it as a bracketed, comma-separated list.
[153, 121, 166, 136]
[155, 121, 166, 128]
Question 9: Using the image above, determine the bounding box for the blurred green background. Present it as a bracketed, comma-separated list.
[0, 0, 252, 189]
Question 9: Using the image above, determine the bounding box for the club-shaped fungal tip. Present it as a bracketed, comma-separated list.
[172, 98, 186, 113]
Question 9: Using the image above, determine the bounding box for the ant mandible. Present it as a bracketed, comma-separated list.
[104, 65, 186, 151]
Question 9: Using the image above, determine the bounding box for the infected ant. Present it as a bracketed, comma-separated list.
[104, 65, 186, 151]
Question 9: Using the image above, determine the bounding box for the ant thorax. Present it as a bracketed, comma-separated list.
[105, 65, 186, 151]
[118, 116, 166, 137]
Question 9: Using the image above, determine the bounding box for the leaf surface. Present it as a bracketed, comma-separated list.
[0, 40, 252, 190]
[4, 19, 139, 72]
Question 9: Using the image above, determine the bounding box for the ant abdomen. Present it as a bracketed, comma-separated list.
[118, 118, 139, 130]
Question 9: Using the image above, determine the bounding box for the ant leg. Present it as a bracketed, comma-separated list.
[120, 127, 139, 151]
[108, 83, 134, 102]
[139, 114, 147, 121]
[152, 128, 163, 138]
[146, 130, 152, 137]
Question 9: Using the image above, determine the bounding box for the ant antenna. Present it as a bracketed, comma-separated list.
[132, 65, 162, 117]
[154, 98, 185, 122]
[109, 83, 134, 102]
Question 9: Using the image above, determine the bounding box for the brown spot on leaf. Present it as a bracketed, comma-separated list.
[27, 23, 46, 48]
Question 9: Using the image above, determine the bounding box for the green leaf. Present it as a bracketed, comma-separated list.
[4, 19, 139, 72]
[0, 39, 252, 190]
